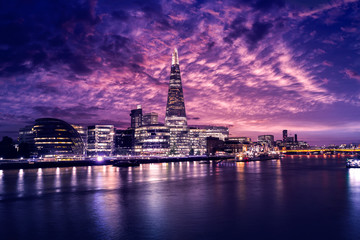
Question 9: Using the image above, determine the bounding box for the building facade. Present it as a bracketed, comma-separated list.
[130, 105, 143, 129]
[258, 135, 275, 147]
[32, 118, 84, 158]
[143, 112, 158, 126]
[165, 48, 189, 155]
[87, 125, 115, 156]
[134, 124, 170, 156]
[72, 124, 87, 153]
[115, 128, 134, 155]
[189, 126, 229, 155]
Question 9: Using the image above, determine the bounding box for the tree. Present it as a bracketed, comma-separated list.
[189, 148, 194, 155]
[18, 142, 31, 158]
[0, 136, 17, 159]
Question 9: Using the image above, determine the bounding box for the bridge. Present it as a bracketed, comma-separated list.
[281, 149, 360, 154]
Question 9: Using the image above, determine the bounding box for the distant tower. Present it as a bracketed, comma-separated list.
[165, 48, 187, 127]
[130, 105, 142, 128]
[165, 48, 189, 155]
[282, 130, 288, 142]
[295, 134, 298, 143]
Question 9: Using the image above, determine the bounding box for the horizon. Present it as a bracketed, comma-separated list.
[1, 0, 360, 146]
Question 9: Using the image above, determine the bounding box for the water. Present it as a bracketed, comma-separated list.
[0, 156, 359, 240]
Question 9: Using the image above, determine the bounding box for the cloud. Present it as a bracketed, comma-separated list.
[322, 61, 333, 67]
[344, 69, 360, 81]
[340, 27, 357, 33]
[224, 16, 273, 49]
[296, 0, 358, 18]
[1, 0, 360, 144]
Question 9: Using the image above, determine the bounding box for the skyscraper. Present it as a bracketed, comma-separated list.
[283, 130, 288, 142]
[165, 48, 189, 155]
[130, 105, 143, 128]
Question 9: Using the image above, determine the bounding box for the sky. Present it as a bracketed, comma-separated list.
[0, 0, 360, 145]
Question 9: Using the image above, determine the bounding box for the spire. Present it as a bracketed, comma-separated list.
[172, 48, 179, 65]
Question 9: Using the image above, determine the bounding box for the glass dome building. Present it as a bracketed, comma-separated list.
[33, 118, 84, 158]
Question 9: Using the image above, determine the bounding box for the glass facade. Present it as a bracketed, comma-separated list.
[130, 105, 143, 128]
[33, 118, 84, 158]
[87, 125, 115, 156]
[134, 125, 170, 156]
[115, 128, 134, 155]
[72, 124, 88, 151]
[165, 48, 189, 156]
[142, 112, 158, 126]
[189, 126, 229, 155]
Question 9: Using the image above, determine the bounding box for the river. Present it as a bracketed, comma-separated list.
[0, 156, 359, 240]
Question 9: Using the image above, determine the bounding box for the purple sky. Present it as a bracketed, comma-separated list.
[1, 0, 360, 145]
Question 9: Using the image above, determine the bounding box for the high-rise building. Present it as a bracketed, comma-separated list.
[142, 112, 158, 126]
[165, 48, 189, 155]
[87, 125, 115, 156]
[282, 130, 288, 142]
[130, 105, 142, 128]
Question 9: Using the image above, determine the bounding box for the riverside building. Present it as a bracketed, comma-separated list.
[189, 126, 229, 155]
[165, 48, 189, 156]
[32, 118, 84, 158]
[134, 124, 170, 156]
[87, 125, 115, 156]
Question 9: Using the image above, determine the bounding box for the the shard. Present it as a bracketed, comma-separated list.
[165, 48, 189, 155]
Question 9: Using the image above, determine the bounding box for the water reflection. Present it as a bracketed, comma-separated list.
[36, 168, 43, 195]
[17, 169, 24, 197]
[0, 157, 356, 240]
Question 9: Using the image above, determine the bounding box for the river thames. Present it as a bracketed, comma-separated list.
[0, 156, 359, 240]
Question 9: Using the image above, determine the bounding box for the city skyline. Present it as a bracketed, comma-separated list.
[1, 0, 360, 145]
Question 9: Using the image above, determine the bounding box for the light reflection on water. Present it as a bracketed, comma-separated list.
[348, 168, 360, 216]
[0, 156, 359, 240]
[36, 168, 43, 195]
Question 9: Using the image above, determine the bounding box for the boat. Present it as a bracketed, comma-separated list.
[236, 153, 280, 162]
[346, 158, 360, 168]
[199, 160, 211, 164]
[113, 161, 140, 167]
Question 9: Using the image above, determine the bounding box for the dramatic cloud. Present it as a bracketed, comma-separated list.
[1, 0, 360, 145]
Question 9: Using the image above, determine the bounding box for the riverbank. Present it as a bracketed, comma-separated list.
[0, 156, 232, 170]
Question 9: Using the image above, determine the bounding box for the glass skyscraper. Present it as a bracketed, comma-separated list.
[165, 48, 189, 155]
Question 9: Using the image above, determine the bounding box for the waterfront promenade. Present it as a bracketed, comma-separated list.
[0, 156, 231, 170]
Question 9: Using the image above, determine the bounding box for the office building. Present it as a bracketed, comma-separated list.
[226, 137, 252, 143]
[115, 128, 134, 155]
[189, 126, 229, 155]
[130, 105, 143, 128]
[32, 118, 84, 158]
[72, 124, 87, 151]
[143, 112, 158, 126]
[134, 124, 170, 156]
[283, 130, 288, 142]
[258, 135, 274, 146]
[87, 125, 115, 156]
[165, 48, 189, 155]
